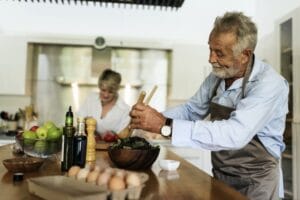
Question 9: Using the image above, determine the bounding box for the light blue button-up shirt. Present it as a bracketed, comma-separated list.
[163, 57, 289, 160]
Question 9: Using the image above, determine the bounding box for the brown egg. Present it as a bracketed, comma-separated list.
[86, 169, 100, 184]
[97, 172, 111, 186]
[68, 166, 81, 178]
[104, 167, 114, 174]
[114, 169, 126, 179]
[76, 167, 90, 180]
[126, 173, 141, 187]
[109, 176, 126, 191]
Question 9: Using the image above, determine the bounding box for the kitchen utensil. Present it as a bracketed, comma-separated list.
[117, 85, 158, 139]
[108, 137, 160, 170]
[108, 147, 160, 170]
[117, 91, 146, 139]
[144, 85, 158, 105]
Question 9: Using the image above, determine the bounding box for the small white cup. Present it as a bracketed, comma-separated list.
[159, 159, 180, 171]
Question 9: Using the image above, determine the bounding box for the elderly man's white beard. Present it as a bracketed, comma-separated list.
[212, 64, 240, 79]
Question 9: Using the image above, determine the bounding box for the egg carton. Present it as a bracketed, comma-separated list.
[108, 184, 145, 200]
[28, 173, 149, 200]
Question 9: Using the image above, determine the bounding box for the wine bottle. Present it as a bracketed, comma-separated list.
[73, 117, 87, 168]
[61, 106, 75, 172]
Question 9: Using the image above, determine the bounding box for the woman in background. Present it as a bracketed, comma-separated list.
[77, 69, 130, 138]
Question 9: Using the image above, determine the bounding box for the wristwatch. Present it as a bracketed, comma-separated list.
[160, 118, 173, 137]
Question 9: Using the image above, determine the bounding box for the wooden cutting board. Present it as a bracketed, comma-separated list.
[95, 141, 113, 150]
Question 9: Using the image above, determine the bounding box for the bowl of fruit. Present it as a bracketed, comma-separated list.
[15, 121, 62, 158]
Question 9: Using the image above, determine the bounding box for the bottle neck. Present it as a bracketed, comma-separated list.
[77, 122, 86, 136]
[65, 116, 73, 127]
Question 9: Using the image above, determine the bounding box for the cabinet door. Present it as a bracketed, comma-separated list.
[280, 18, 293, 199]
[0, 36, 27, 95]
[292, 10, 300, 200]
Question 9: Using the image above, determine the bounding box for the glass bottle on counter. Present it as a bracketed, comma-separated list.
[73, 117, 87, 168]
[61, 106, 75, 172]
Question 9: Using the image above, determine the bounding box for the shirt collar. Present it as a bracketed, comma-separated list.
[222, 54, 260, 91]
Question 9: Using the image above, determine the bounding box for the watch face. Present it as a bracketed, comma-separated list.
[161, 125, 171, 137]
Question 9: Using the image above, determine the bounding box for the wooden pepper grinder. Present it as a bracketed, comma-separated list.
[85, 117, 97, 164]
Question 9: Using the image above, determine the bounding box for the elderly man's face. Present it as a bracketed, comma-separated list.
[208, 32, 245, 79]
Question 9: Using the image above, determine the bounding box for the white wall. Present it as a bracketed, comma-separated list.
[254, 0, 300, 38]
[0, 0, 255, 44]
[0, 36, 28, 95]
[254, 0, 300, 71]
[0, 0, 256, 105]
[1, 0, 300, 125]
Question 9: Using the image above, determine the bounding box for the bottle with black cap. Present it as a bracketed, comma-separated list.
[72, 117, 87, 168]
[61, 106, 75, 172]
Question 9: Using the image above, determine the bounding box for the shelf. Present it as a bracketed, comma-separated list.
[281, 47, 292, 53]
[284, 190, 293, 198]
[284, 177, 293, 182]
[282, 153, 292, 159]
[55, 76, 142, 89]
[55, 76, 98, 87]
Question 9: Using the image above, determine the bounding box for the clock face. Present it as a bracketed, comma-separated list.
[161, 125, 171, 137]
[94, 37, 106, 49]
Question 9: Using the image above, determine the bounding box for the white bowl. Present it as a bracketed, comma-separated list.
[159, 159, 180, 171]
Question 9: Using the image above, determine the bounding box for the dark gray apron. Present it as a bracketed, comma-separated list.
[210, 57, 279, 200]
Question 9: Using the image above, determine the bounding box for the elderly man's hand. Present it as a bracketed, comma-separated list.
[130, 104, 166, 134]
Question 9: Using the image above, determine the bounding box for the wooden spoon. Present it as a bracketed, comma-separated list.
[144, 85, 157, 105]
[118, 91, 146, 139]
[117, 85, 158, 139]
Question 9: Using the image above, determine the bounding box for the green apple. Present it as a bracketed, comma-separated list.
[34, 140, 47, 153]
[47, 141, 59, 154]
[43, 121, 56, 131]
[36, 127, 48, 139]
[46, 127, 62, 141]
[23, 130, 37, 146]
[23, 130, 37, 139]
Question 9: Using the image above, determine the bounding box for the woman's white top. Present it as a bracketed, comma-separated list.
[77, 92, 131, 135]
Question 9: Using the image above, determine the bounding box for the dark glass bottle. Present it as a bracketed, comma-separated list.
[61, 106, 75, 172]
[73, 117, 87, 168]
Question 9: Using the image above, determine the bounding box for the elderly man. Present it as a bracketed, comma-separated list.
[130, 12, 289, 199]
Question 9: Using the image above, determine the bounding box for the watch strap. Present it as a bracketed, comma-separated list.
[165, 118, 173, 126]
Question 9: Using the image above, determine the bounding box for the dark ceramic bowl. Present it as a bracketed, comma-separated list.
[108, 147, 160, 170]
[2, 157, 44, 172]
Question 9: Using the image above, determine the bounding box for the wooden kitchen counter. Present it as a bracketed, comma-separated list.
[0, 144, 247, 200]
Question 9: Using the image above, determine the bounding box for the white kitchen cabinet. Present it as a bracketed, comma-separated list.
[0, 36, 28, 95]
[276, 7, 300, 200]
